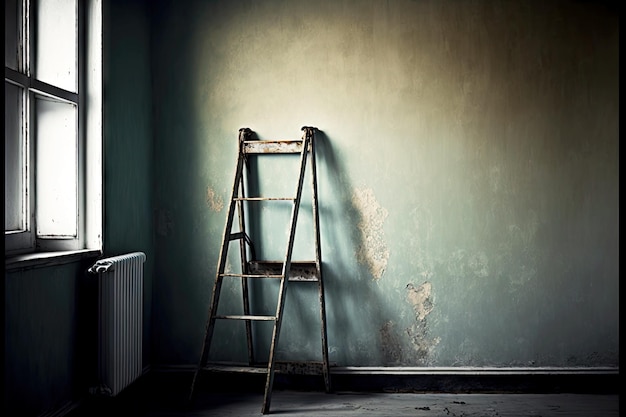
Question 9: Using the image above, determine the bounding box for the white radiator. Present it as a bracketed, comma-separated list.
[89, 252, 146, 396]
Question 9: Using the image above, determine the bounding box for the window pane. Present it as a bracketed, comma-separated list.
[4, 0, 21, 70]
[5, 82, 25, 231]
[36, 97, 77, 237]
[35, 0, 77, 92]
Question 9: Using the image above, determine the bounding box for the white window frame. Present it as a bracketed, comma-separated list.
[4, 0, 102, 258]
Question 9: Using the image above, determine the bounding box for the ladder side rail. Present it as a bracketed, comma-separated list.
[189, 128, 249, 401]
[307, 128, 332, 393]
[237, 174, 255, 366]
[262, 133, 312, 414]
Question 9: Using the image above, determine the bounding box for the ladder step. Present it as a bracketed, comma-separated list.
[203, 361, 329, 375]
[234, 197, 296, 201]
[220, 273, 283, 279]
[243, 140, 306, 154]
[203, 364, 268, 374]
[249, 260, 320, 282]
[215, 314, 276, 321]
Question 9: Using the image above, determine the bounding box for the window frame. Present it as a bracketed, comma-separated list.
[4, 0, 102, 258]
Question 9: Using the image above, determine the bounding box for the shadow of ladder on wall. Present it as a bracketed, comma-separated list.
[188, 126, 331, 414]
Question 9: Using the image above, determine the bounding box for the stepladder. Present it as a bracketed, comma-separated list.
[189, 126, 331, 414]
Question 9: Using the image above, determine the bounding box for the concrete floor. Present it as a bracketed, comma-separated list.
[70, 390, 619, 417]
[189, 391, 620, 416]
[67, 371, 619, 417]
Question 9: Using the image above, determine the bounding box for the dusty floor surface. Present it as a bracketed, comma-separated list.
[69, 390, 619, 416]
[185, 391, 619, 416]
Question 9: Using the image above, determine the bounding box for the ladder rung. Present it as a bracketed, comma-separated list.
[233, 197, 295, 201]
[243, 140, 305, 154]
[215, 314, 276, 321]
[220, 273, 283, 279]
[229, 232, 245, 241]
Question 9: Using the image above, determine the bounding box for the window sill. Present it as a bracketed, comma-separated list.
[5, 249, 103, 272]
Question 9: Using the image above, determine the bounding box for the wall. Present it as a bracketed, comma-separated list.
[151, 0, 618, 369]
[3, 0, 154, 415]
[4, 261, 95, 416]
[104, 0, 154, 370]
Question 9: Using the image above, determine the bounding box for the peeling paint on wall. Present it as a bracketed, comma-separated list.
[206, 187, 224, 212]
[406, 282, 433, 321]
[405, 282, 440, 363]
[352, 187, 389, 280]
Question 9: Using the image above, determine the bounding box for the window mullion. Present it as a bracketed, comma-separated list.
[78, 0, 86, 247]
[30, 79, 78, 104]
[5, 67, 29, 88]
[26, 0, 32, 77]
[26, 87, 35, 248]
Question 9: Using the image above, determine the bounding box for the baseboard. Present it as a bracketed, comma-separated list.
[152, 363, 619, 376]
[150, 364, 619, 394]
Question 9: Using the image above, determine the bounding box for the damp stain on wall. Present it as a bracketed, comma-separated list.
[155, 208, 173, 237]
[405, 281, 440, 363]
[206, 186, 224, 212]
[351, 186, 389, 280]
[380, 320, 403, 365]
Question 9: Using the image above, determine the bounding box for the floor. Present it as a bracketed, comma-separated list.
[67, 372, 619, 417]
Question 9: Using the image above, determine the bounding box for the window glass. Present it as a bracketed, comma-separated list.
[36, 0, 77, 92]
[35, 96, 77, 237]
[5, 82, 24, 231]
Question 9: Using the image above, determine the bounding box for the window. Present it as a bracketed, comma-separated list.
[5, 0, 102, 256]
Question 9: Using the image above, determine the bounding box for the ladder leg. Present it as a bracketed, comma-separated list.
[262, 132, 311, 414]
[189, 129, 249, 402]
[237, 178, 255, 365]
[262, 277, 287, 414]
[308, 129, 331, 392]
[190, 197, 239, 401]
[188, 275, 223, 401]
[318, 277, 331, 392]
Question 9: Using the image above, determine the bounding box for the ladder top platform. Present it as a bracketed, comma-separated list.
[243, 140, 309, 154]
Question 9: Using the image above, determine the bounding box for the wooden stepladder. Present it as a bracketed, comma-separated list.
[189, 126, 331, 414]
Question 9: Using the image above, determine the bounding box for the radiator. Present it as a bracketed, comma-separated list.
[89, 252, 146, 396]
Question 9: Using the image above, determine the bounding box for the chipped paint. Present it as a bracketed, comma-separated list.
[405, 282, 440, 363]
[352, 187, 389, 280]
[206, 187, 224, 212]
[406, 282, 433, 321]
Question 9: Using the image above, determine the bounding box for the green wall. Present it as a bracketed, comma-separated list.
[151, 0, 618, 367]
[3, 0, 154, 415]
[3, 0, 619, 415]
[103, 0, 154, 370]
[4, 261, 94, 416]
